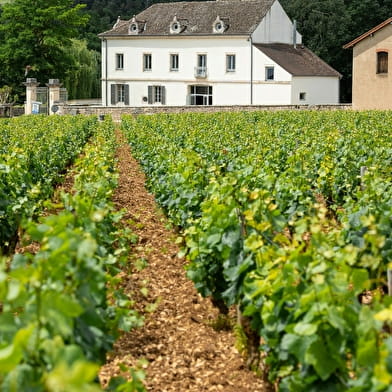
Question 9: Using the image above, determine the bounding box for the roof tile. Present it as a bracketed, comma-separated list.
[255, 43, 341, 77]
[99, 0, 275, 36]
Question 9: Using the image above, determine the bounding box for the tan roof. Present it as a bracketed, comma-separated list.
[343, 17, 392, 49]
[255, 43, 341, 77]
[99, 0, 275, 37]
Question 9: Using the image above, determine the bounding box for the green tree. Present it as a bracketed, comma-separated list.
[0, 85, 14, 104]
[76, 0, 148, 52]
[63, 39, 100, 99]
[0, 0, 89, 100]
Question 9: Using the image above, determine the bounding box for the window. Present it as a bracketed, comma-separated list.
[170, 54, 179, 71]
[195, 54, 207, 77]
[377, 51, 388, 74]
[170, 16, 183, 34]
[129, 23, 139, 34]
[198, 54, 207, 68]
[189, 85, 213, 105]
[299, 92, 306, 101]
[265, 66, 274, 81]
[148, 86, 166, 104]
[226, 54, 236, 72]
[117, 84, 125, 102]
[116, 53, 124, 70]
[110, 84, 129, 105]
[143, 54, 152, 71]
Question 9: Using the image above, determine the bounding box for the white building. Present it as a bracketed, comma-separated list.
[99, 0, 341, 107]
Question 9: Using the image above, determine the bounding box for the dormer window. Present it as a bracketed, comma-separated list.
[170, 15, 184, 34]
[130, 23, 138, 33]
[129, 16, 139, 34]
[213, 16, 227, 34]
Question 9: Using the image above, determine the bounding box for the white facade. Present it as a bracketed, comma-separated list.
[100, 0, 340, 107]
[252, 0, 302, 45]
[291, 77, 340, 105]
[102, 36, 272, 106]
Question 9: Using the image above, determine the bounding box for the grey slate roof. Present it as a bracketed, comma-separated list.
[99, 0, 275, 36]
[255, 43, 341, 77]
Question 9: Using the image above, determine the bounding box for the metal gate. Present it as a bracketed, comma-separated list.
[60, 88, 68, 103]
[35, 87, 68, 114]
[36, 87, 48, 114]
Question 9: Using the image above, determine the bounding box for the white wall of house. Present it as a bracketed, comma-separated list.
[253, 82, 292, 104]
[252, 0, 302, 45]
[253, 46, 292, 82]
[291, 76, 340, 105]
[103, 37, 250, 78]
[102, 39, 108, 106]
[252, 46, 292, 104]
[101, 24, 339, 106]
[102, 36, 259, 106]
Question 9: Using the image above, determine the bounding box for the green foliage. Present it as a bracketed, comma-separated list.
[76, 0, 147, 52]
[63, 39, 100, 100]
[122, 110, 392, 391]
[0, 117, 145, 391]
[107, 361, 147, 392]
[0, 115, 95, 254]
[0, 0, 89, 99]
[0, 86, 15, 105]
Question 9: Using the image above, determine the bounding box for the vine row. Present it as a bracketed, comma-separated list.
[123, 111, 392, 391]
[0, 117, 145, 391]
[0, 115, 96, 254]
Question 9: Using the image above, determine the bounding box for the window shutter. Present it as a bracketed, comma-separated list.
[148, 86, 153, 104]
[124, 84, 130, 105]
[110, 84, 116, 105]
[162, 86, 166, 105]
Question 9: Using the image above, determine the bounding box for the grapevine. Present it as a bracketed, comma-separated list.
[123, 110, 392, 391]
[0, 117, 144, 391]
[0, 115, 96, 254]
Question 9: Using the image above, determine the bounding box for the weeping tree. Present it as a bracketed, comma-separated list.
[63, 39, 100, 100]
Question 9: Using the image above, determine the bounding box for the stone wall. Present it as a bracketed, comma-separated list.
[61, 104, 352, 122]
[0, 105, 24, 118]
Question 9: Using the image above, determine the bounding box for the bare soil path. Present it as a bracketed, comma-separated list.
[100, 131, 266, 392]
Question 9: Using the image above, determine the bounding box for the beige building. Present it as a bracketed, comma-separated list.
[344, 18, 392, 110]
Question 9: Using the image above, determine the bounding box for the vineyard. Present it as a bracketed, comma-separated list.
[0, 116, 143, 391]
[122, 110, 392, 392]
[1, 111, 392, 391]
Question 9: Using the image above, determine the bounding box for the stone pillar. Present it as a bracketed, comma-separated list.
[23, 78, 40, 114]
[46, 79, 62, 115]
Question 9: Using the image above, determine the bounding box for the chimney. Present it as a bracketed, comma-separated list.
[293, 19, 297, 48]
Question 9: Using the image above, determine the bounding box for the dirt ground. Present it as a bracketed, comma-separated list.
[99, 131, 267, 391]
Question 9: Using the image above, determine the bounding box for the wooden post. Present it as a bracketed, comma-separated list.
[360, 166, 367, 191]
[388, 269, 392, 296]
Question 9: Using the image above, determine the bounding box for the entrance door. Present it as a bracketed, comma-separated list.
[189, 85, 212, 105]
